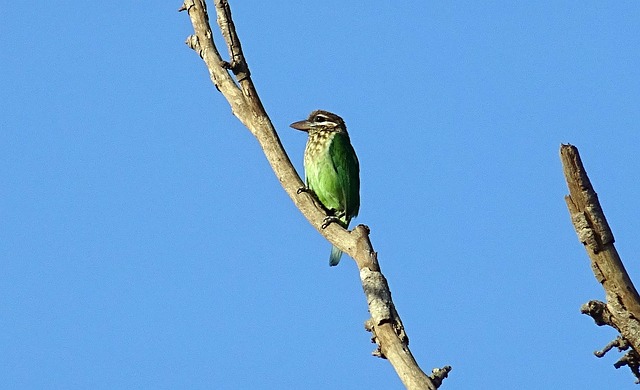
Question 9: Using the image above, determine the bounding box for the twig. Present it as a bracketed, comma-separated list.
[180, 1, 448, 388]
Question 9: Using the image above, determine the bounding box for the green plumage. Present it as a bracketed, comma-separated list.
[290, 110, 360, 266]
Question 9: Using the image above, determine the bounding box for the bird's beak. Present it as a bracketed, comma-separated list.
[290, 120, 311, 132]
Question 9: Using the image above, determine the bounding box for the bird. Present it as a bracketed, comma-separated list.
[290, 110, 360, 266]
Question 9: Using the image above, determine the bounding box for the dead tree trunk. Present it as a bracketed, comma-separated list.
[560, 144, 640, 382]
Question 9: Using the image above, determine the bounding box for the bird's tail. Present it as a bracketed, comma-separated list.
[329, 216, 352, 266]
[329, 245, 343, 266]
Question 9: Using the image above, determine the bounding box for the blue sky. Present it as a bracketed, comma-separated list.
[2, 1, 640, 389]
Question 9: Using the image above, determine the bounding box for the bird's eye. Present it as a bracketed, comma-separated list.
[314, 115, 325, 123]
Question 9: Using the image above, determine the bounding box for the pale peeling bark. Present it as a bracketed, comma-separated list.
[560, 144, 640, 382]
[180, 1, 449, 388]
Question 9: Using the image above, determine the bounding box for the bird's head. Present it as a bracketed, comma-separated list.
[290, 110, 347, 134]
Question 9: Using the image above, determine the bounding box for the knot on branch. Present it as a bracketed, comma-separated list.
[178, 2, 190, 12]
[581, 300, 616, 328]
[364, 318, 385, 359]
[430, 366, 452, 388]
[595, 336, 629, 358]
[614, 349, 640, 384]
[592, 336, 640, 383]
[185, 35, 201, 53]
[221, 60, 251, 82]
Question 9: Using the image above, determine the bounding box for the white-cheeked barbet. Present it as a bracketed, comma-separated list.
[290, 110, 360, 266]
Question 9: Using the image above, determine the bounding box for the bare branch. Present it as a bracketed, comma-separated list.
[560, 144, 640, 382]
[181, 1, 448, 388]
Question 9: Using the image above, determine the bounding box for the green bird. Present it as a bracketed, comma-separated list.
[290, 110, 360, 266]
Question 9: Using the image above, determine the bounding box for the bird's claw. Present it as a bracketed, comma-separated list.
[321, 216, 340, 229]
[297, 186, 310, 194]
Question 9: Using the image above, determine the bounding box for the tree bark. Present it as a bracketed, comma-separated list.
[560, 144, 640, 381]
[180, 1, 450, 388]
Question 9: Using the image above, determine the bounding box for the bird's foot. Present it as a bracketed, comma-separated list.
[297, 186, 310, 194]
[321, 216, 341, 229]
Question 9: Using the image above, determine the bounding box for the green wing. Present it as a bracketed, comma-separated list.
[329, 133, 360, 224]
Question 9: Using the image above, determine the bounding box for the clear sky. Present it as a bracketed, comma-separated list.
[2, 1, 640, 389]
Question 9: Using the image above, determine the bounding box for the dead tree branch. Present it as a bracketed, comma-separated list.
[180, 0, 449, 388]
[560, 144, 640, 383]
